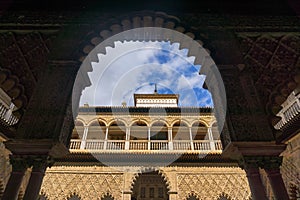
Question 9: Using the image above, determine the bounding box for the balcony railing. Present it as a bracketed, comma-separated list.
[129, 140, 148, 150]
[70, 139, 222, 152]
[275, 91, 300, 130]
[0, 102, 19, 126]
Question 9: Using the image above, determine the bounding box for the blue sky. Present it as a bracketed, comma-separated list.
[80, 41, 213, 107]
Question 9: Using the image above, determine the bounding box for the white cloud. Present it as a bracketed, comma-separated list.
[79, 41, 213, 107]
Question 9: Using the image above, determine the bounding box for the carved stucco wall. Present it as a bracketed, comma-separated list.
[40, 165, 251, 200]
[175, 167, 251, 200]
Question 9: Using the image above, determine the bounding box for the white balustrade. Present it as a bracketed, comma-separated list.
[69, 139, 81, 149]
[173, 140, 191, 150]
[193, 140, 211, 151]
[129, 140, 148, 150]
[275, 92, 300, 130]
[106, 140, 125, 150]
[85, 140, 105, 150]
[0, 102, 19, 126]
[214, 140, 223, 150]
[150, 140, 169, 150]
[69, 139, 222, 151]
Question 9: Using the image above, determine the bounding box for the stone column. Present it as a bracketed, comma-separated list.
[207, 127, 216, 151]
[240, 157, 268, 200]
[168, 127, 173, 150]
[2, 155, 28, 200]
[189, 127, 194, 150]
[125, 127, 130, 150]
[262, 157, 289, 200]
[148, 127, 151, 150]
[104, 127, 109, 150]
[23, 156, 53, 200]
[80, 126, 89, 149]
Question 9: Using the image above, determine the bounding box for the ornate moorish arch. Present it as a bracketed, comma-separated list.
[67, 11, 227, 145]
[130, 169, 171, 199]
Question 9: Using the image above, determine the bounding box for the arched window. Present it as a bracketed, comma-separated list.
[211, 122, 220, 140]
[87, 120, 106, 140]
[217, 193, 232, 200]
[150, 122, 168, 140]
[68, 194, 81, 200]
[191, 122, 207, 140]
[101, 193, 114, 200]
[72, 121, 84, 139]
[172, 121, 189, 140]
[130, 121, 148, 140]
[186, 194, 199, 200]
[108, 121, 126, 140]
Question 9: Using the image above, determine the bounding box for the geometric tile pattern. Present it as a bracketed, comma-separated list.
[40, 167, 123, 200]
[40, 166, 251, 200]
[177, 168, 251, 200]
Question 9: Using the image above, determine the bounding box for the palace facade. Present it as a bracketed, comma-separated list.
[0, 1, 299, 199]
[36, 93, 250, 200]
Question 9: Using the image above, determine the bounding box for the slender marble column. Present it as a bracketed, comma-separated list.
[168, 127, 173, 150]
[262, 157, 289, 200]
[148, 127, 151, 150]
[240, 157, 268, 200]
[189, 127, 194, 150]
[125, 127, 130, 150]
[2, 156, 28, 200]
[104, 127, 108, 150]
[23, 156, 52, 200]
[80, 126, 88, 149]
[207, 127, 216, 151]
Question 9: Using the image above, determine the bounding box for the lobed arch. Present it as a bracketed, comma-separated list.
[216, 192, 233, 200]
[170, 119, 190, 127]
[191, 120, 209, 128]
[100, 192, 115, 200]
[186, 192, 200, 200]
[130, 168, 172, 192]
[87, 118, 108, 127]
[0, 68, 27, 112]
[107, 119, 128, 127]
[70, 11, 227, 146]
[74, 118, 86, 126]
[149, 120, 169, 127]
[66, 192, 82, 200]
[72, 120, 85, 139]
[75, 11, 206, 64]
[209, 119, 218, 127]
[129, 119, 150, 127]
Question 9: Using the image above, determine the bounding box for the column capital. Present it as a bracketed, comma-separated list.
[9, 155, 30, 172]
[238, 156, 261, 170]
[259, 156, 283, 170]
[239, 155, 283, 170]
[30, 155, 55, 171]
[9, 154, 54, 171]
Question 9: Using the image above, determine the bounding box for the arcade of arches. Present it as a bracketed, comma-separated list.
[0, 1, 300, 200]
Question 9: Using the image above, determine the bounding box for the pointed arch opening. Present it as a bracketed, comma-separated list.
[87, 120, 106, 140]
[101, 192, 115, 200]
[107, 121, 126, 150]
[150, 121, 168, 140]
[191, 121, 208, 140]
[72, 24, 227, 148]
[131, 171, 169, 200]
[130, 121, 148, 150]
[172, 121, 191, 150]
